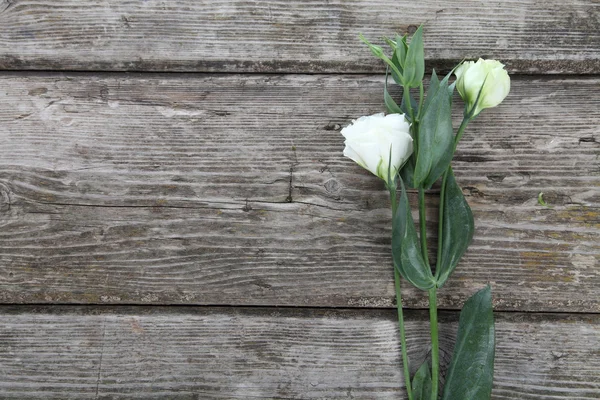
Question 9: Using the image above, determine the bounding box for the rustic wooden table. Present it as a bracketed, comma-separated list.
[0, 1, 598, 399]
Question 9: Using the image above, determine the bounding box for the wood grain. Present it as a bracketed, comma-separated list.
[0, 0, 598, 73]
[0, 73, 598, 311]
[0, 306, 597, 399]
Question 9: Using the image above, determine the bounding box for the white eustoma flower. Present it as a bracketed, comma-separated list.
[341, 113, 413, 185]
[454, 58, 510, 117]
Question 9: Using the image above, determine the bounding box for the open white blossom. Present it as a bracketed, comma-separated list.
[341, 113, 413, 185]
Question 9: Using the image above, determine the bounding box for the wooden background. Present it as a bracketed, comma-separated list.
[0, 1, 598, 398]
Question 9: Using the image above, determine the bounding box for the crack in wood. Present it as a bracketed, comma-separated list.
[286, 165, 293, 203]
[0, 0, 12, 14]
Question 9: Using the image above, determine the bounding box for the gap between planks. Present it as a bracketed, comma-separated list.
[1, 303, 599, 316]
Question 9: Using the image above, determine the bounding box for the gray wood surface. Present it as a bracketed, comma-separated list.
[1, 2, 598, 398]
[0, 0, 598, 73]
[0, 306, 597, 399]
[0, 73, 598, 311]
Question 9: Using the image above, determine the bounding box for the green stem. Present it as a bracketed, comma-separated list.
[415, 108, 461, 398]
[418, 188, 430, 266]
[403, 86, 416, 125]
[453, 117, 471, 153]
[419, 185, 437, 399]
[403, 86, 419, 161]
[428, 288, 439, 400]
[435, 116, 471, 279]
[435, 170, 449, 280]
[389, 185, 414, 400]
[417, 81, 424, 120]
[395, 269, 414, 400]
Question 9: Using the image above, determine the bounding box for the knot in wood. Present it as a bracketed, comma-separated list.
[324, 178, 341, 194]
[0, 183, 11, 212]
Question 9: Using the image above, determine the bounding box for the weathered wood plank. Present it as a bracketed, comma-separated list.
[0, 73, 598, 311]
[0, 306, 597, 399]
[0, 0, 598, 73]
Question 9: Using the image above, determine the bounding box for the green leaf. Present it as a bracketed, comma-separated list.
[400, 88, 418, 123]
[390, 49, 404, 85]
[392, 178, 436, 290]
[397, 34, 408, 68]
[413, 71, 454, 188]
[437, 168, 474, 287]
[442, 286, 495, 400]
[421, 79, 457, 189]
[389, 34, 409, 85]
[412, 362, 432, 400]
[384, 68, 403, 114]
[403, 26, 425, 88]
[359, 34, 404, 83]
[422, 70, 440, 109]
[384, 37, 405, 85]
[400, 155, 416, 189]
[383, 36, 397, 50]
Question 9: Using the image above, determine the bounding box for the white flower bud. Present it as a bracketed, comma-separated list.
[454, 59, 510, 116]
[341, 113, 413, 185]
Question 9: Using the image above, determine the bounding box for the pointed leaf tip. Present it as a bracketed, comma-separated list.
[413, 73, 454, 188]
[392, 177, 436, 290]
[441, 286, 495, 400]
[412, 361, 432, 400]
[436, 168, 475, 287]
